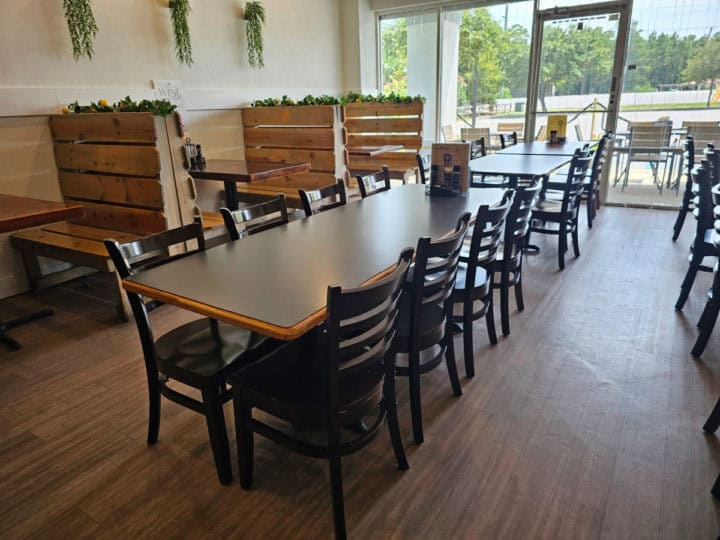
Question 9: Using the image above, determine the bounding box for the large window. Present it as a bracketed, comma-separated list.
[440, 2, 533, 140]
[380, 11, 438, 141]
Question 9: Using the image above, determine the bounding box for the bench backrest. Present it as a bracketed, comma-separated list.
[342, 101, 424, 177]
[49, 112, 196, 235]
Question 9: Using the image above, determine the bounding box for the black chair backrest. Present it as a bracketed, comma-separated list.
[220, 195, 289, 241]
[499, 132, 518, 149]
[356, 167, 391, 199]
[103, 217, 207, 359]
[408, 213, 471, 342]
[693, 163, 714, 233]
[462, 137, 486, 159]
[559, 149, 593, 214]
[299, 179, 347, 217]
[464, 191, 513, 289]
[703, 144, 719, 185]
[503, 179, 542, 262]
[416, 154, 430, 184]
[588, 133, 612, 188]
[685, 136, 695, 180]
[325, 248, 414, 411]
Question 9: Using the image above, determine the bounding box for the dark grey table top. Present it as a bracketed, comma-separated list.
[470, 153, 572, 177]
[124, 184, 505, 340]
[497, 141, 595, 156]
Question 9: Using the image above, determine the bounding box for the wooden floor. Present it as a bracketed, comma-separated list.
[2, 207, 720, 539]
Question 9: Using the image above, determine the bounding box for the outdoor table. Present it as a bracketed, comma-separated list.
[497, 141, 596, 156]
[0, 194, 85, 350]
[123, 184, 505, 341]
[189, 159, 311, 211]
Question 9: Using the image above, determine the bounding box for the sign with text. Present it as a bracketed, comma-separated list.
[153, 80, 185, 110]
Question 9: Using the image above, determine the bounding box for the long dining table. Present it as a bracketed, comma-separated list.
[496, 140, 596, 156]
[123, 184, 505, 340]
[470, 153, 573, 187]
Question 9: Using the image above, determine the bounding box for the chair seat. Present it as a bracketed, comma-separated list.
[156, 318, 273, 382]
[396, 293, 446, 352]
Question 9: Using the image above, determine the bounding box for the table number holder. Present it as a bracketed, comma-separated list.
[427, 143, 471, 198]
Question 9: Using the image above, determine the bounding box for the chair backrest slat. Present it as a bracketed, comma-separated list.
[299, 179, 347, 217]
[220, 195, 289, 241]
[357, 167, 391, 199]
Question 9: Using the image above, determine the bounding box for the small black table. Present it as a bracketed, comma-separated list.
[124, 185, 506, 341]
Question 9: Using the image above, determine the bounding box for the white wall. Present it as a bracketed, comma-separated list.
[0, 0, 345, 299]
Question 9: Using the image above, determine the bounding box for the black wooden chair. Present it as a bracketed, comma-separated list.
[672, 137, 696, 241]
[229, 248, 414, 540]
[220, 194, 289, 241]
[416, 154, 430, 184]
[395, 213, 471, 444]
[528, 149, 593, 270]
[356, 166, 391, 199]
[462, 137, 487, 159]
[702, 395, 720, 498]
[675, 164, 717, 311]
[490, 180, 542, 336]
[705, 144, 720, 184]
[299, 179, 347, 217]
[103, 218, 279, 485]
[499, 131, 518, 149]
[453, 193, 513, 377]
[691, 202, 720, 358]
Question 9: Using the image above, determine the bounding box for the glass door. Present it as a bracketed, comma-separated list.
[526, 5, 629, 143]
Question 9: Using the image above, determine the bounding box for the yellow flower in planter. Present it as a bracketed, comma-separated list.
[61, 106, 70, 114]
[273, 98, 279, 105]
[98, 99, 109, 107]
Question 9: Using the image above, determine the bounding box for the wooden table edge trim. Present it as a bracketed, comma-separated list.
[0, 205, 85, 234]
[122, 263, 398, 341]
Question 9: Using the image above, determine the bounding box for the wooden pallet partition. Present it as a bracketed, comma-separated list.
[241, 105, 342, 196]
[342, 101, 424, 181]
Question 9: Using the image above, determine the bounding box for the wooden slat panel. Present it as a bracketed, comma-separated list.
[346, 134, 423, 149]
[347, 155, 417, 171]
[49, 113, 157, 143]
[344, 118, 422, 134]
[41, 222, 140, 243]
[243, 127, 334, 149]
[342, 101, 423, 118]
[70, 201, 166, 235]
[59, 172, 164, 209]
[244, 148, 335, 172]
[242, 106, 335, 127]
[10, 229, 111, 271]
[54, 143, 161, 177]
[251, 172, 336, 190]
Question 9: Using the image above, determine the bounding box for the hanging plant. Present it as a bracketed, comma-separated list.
[63, 0, 98, 60]
[244, 2, 266, 70]
[170, 0, 193, 67]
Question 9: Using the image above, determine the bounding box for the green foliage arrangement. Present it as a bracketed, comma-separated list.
[63, 0, 98, 61]
[170, 0, 193, 67]
[245, 1, 266, 70]
[64, 96, 177, 116]
[251, 93, 424, 107]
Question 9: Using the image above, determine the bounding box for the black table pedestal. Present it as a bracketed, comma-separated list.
[0, 309, 54, 351]
[224, 181, 240, 211]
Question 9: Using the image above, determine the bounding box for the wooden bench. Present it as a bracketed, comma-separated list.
[11, 112, 197, 321]
[342, 101, 424, 183]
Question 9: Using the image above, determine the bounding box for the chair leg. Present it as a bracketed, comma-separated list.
[672, 205, 688, 242]
[485, 293, 498, 346]
[445, 319, 463, 394]
[202, 386, 233, 485]
[233, 394, 254, 489]
[572, 225, 580, 258]
[586, 191, 594, 229]
[703, 395, 720, 433]
[500, 279, 511, 337]
[146, 370, 161, 445]
[408, 351, 424, 444]
[327, 426, 347, 540]
[383, 369, 409, 470]
[692, 299, 720, 358]
[675, 260, 700, 310]
[558, 224, 567, 270]
[462, 299, 475, 378]
[711, 473, 720, 499]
